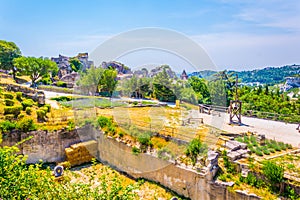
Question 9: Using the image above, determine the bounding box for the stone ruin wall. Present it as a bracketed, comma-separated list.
[1, 125, 97, 163]
[97, 133, 261, 200]
[1, 125, 262, 200]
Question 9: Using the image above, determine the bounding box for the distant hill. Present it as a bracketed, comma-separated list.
[189, 65, 300, 85]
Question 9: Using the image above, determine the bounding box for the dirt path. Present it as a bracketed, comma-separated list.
[45, 99, 60, 109]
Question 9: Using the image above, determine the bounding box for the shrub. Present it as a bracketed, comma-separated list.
[157, 147, 174, 160]
[255, 149, 263, 156]
[107, 125, 117, 136]
[255, 147, 264, 156]
[269, 148, 275, 153]
[16, 92, 22, 101]
[245, 173, 257, 187]
[56, 81, 67, 87]
[21, 99, 34, 110]
[262, 160, 284, 187]
[4, 92, 14, 99]
[243, 135, 249, 143]
[218, 173, 227, 182]
[262, 149, 270, 155]
[278, 142, 287, 150]
[97, 116, 112, 128]
[252, 140, 258, 147]
[4, 106, 22, 117]
[249, 146, 255, 154]
[235, 137, 243, 143]
[16, 118, 37, 132]
[5, 99, 15, 106]
[222, 150, 236, 173]
[18, 113, 25, 119]
[67, 120, 75, 131]
[36, 109, 47, 122]
[137, 132, 151, 146]
[41, 77, 52, 85]
[5, 114, 15, 120]
[274, 144, 281, 151]
[25, 107, 32, 115]
[132, 146, 140, 155]
[185, 138, 208, 165]
[50, 96, 73, 102]
[250, 135, 256, 143]
[43, 104, 51, 112]
[118, 131, 124, 138]
[40, 106, 49, 114]
[0, 120, 16, 132]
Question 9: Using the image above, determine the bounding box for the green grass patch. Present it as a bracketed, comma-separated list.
[60, 98, 126, 108]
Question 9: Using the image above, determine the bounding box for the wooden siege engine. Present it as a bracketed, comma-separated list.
[229, 74, 242, 125]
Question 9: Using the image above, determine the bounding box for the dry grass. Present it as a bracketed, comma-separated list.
[96, 106, 214, 144]
[272, 153, 300, 180]
[65, 163, 178, 200]
[0, 76, 16, 85]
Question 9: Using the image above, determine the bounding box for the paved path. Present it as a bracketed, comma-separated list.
[190, 110, 300, 147]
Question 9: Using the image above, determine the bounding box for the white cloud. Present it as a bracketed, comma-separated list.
[192, 32, 300, 70]
[233, 0, 300, 31]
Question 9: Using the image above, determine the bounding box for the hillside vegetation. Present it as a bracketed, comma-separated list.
[193, 65, 300, 85]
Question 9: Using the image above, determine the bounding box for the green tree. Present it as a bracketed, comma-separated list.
[69, 57, 82, 72]
[99, 69, 118, 97]
[188, 76, 210, 103]
[77, 66, 104, 95]
[153, 68, 175, 102]
[14, 57, 58, 87]
[208, 80, 227, 106]
[0, 40, 22, 80]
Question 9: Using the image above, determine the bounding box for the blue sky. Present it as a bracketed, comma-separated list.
[1, 0, 300, 71]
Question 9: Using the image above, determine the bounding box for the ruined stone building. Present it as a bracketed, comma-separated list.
[51, 55, 71, 79]
[76, 53, 94, 71]
[51, 53, 94, 79]
[101, 61, 132, 74]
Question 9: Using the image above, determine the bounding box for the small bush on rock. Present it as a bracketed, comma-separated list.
[5, 114, 15, 121]
[0, 120, 16, 133]
[16, 118, 37, 132]
[4, 106, 22, 117]
[36, 109, 47, 122]
[3, 93, 14, 99]
[25, 107, 32, 115]
[16, 92, 22, 101]
[5, 99, 15, 106]
[21, 99, 34, 110]
[56, 81, 67, 87]
[43, 104, 51, 112]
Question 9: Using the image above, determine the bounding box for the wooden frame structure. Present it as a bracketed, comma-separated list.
[229, 74, 242, 125]
[229, 100, 242, 125]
